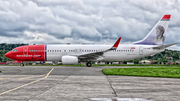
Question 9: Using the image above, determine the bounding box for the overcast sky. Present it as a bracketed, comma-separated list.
[0, 0, 180, 50]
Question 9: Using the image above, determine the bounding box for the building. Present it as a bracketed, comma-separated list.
[139, 60, 152, 64]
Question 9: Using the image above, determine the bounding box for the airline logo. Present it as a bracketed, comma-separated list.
[131, 47, 135, 49]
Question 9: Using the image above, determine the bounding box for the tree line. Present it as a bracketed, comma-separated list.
[127, 49, 180, 64]
[0, 43, 28, 51]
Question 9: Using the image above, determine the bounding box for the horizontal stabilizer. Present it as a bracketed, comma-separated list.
[153, 43, 176, 49]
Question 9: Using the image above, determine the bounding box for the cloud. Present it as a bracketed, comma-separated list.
[0, 0, 179, 50]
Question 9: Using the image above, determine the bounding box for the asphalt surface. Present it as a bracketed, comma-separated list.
[0, 66, 180, 101]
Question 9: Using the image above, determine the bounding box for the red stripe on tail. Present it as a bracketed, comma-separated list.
[162, 15, 171, 19]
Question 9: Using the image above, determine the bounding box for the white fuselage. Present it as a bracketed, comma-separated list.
[46, 44, 164, 62]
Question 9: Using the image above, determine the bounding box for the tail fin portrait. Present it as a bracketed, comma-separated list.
[134, 14, 171, 45]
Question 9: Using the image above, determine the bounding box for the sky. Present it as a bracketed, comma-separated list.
[0, 0, 180, 50]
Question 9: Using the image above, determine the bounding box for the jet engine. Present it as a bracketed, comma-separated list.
[61, 56, 78, 64]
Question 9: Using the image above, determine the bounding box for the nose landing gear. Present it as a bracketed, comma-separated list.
[20, 63, 24, 67]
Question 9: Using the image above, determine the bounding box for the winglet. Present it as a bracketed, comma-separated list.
[109, 37, 121, 50]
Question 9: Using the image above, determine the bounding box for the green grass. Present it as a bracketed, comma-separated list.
[93, 64, 180, 67]
[103, 67, 180, 78]
[0, 71, 1, 73]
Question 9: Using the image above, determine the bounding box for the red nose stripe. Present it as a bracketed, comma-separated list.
[5, 45, 46, 61]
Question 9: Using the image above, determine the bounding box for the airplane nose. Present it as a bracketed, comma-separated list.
[5, 52, 11, 58]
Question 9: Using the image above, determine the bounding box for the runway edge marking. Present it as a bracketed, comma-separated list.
[0, 68, 54, 96]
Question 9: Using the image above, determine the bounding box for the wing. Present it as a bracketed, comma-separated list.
[76, 37, 121, 60]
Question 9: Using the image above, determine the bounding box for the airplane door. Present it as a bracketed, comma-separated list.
[23, 47, 28, 55]
[139, 46, 143, 55]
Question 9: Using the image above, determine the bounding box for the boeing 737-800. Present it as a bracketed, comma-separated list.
[5, 14, 175, 67]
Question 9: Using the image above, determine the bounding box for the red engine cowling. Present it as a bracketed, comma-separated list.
[61, 56, 78, 64]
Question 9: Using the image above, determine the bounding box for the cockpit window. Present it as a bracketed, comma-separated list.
[12, 49, 18, 52]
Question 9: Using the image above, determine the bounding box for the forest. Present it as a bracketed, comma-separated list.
[0, 43, 179, 64]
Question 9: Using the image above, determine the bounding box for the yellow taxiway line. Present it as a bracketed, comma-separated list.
[0, 74, 47, 81]
[0, 68, 54, 96]
[45, 68, 54, 78]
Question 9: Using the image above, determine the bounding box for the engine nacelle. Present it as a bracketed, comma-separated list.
[61, 56, 78, 64]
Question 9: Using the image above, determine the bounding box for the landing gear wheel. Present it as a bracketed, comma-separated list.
[20, 63, 24, 67]
[86, 62, 92, 67]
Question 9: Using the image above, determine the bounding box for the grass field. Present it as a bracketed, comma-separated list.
[103, 67, 180, 78]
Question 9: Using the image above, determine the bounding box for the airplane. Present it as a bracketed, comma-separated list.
[5, 14, 175, 67]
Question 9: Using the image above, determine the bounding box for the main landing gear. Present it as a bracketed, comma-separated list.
[20, 63, 24, 67]
[86, 62, 92, 67]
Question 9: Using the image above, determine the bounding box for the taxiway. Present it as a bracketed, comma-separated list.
[0, 66, 179, 101]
